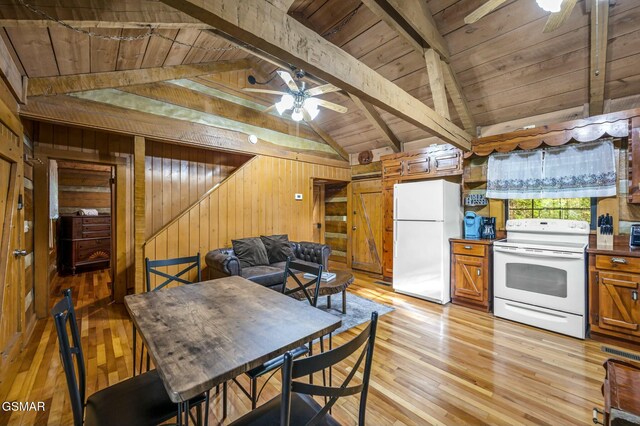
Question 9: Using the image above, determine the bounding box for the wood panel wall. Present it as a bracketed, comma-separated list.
[324, 183, 348, 263]
[144, 155, 351, 288]
[145, 140, 251, 237]
[23, 136, 35, 325]
[57, 160, 112, 215]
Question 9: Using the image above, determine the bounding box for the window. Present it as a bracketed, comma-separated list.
[507, 198, 596, 228]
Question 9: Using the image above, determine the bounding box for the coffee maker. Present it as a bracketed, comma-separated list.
[481, 217, 496, 240]
[464, 212, 483, 239]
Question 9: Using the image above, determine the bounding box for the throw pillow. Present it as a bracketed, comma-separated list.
[231, 237, 270, 269]
[260, 234, 295, 264]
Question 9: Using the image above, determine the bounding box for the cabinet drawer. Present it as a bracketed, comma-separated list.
[82, 230, 111, 239]
[452, 242, 485, 257]
[405, 156, 430, 176]
[83, 216, 110, 224]
[77, 238, 110, 251]
[76, 247, 111, 262]
[433, 151, 462, 173]
[596, 255, 640, 274]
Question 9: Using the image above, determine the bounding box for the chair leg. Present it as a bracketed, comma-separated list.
[177, 402, 183, 426]
[146, 352, 150, 372]
[132, 324, 137, 376]
[196, 402, 202, 426]
[185, 400, 190, 426]
[320, 336, 327, 406]
[308, 340, 313, 384]
[204, 391, 210, 426]
[222, 381, 228, 419]
[251, 377, 258, 409]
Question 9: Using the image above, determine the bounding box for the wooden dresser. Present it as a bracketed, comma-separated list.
[449, 238, 494, 312]
[588, 241, 640, 346]
[60, 215, 111, 274]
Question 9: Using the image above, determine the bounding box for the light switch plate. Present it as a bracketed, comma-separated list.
[294, 193, 303, 200]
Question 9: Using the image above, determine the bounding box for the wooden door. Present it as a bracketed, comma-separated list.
[0, 127, 25, 363]
[598, 272, 640, 335]
[351, 180, 383, 274]
[312, 183, 325, 243]
[452, 254, 485, 302]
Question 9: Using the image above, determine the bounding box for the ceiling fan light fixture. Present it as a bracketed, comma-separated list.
[275, 93, 295, 115]
[536, 0, 564, 13]
[291, 108, 304, 122]
[303, 98, 320, 120]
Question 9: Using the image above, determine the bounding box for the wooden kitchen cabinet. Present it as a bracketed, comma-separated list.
[450, 240, 493, 312]
[588, 246, 640, 345]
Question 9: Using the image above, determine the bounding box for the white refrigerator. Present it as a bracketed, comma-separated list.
[393, 179, 461, 304]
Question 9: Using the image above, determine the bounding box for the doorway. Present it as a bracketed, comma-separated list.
[54, 160, 113, 276]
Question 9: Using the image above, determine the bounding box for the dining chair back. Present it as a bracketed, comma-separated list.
[281, 257, 323, 307]
[145, 253, 201, 292]
[51, 289, 86, 426]
[281, 311, 378, 426]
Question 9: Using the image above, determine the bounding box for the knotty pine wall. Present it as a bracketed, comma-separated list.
[145, 141, 251, 237]
[144, 155, 351, 287]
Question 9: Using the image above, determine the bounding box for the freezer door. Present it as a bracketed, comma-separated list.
[394, 180, 443, 221]
[393, 221, 449, 303]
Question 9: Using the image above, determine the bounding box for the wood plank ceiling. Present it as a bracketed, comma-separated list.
[2, 0, 640, 155]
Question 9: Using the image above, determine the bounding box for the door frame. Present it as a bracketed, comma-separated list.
[311, 182, 326, 244]
[33, 146, 127, 318]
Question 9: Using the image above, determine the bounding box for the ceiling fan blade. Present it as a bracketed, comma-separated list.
[543, 0, 578, 33]
[277, 70, 301, 92]
[302, 109, 313, 122]
[464, 0, 509, 24]
[242, 88, 288, 96]
[262, 104, 277, 114]
[315, 99, 348, 113]
[306, 84, 341, 97]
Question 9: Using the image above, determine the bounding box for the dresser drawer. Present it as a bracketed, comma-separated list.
[596, 255, 640, 274]
[77, 238, 111, 251]
[83, 216, 110, 224]
[76, 246, 111, 262]
[452, 242, 486, 257]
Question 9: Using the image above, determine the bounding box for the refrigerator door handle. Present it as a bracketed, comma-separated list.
[395, 195, 399, 221]
[393, 221, 398, 258]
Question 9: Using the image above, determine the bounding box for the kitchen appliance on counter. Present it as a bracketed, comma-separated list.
[464, 211, 483, 239]
[393, 179, 462, 304]
[481, 217, 496, 240]
[631, 223, 640, 248]
[493, 219, 589, 339]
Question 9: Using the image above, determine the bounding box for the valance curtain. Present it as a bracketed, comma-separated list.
[486, 140, 617, 199]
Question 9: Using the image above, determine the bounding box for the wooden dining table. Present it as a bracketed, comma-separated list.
[124, 275, 341, 422]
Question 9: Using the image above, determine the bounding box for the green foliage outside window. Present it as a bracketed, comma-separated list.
[507, 198, 592, 222]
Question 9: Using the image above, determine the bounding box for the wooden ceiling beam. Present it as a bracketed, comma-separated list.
[424, 48, 449, 120]
[0, 35, 26, 103]
[158, 0, 471, 151]
[349, 94, 402, 152]
[265, 0, 296, 13]
[0, 19, 212, 29]
[589, 0, 609, 116]
[27, 59, 252, 97]
[360, 0, 476, 135]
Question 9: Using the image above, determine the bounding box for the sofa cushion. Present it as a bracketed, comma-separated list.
[241, 265, 285, 287]
[232, 237, 269, 269]
[260, 234, 295, 264]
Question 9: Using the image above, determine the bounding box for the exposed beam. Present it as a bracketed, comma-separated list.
[441, 62, 476, 134]
[424, 48, 449, 120]
[0, 19, 212, 29]
[359, 0, 423, 55]
[464, 0, 509, 25]
[382, 0, 450, 61]
[589, 0, 609, 116]
[27, 59, 252, 97]
[0, 35, 26, 103]
[349, 94, 402, 152]
[159, 0, 471, 151]
[265, 0, 296, 12]
[304, 119, 350, 161]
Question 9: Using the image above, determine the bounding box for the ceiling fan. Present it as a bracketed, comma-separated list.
[243, 69, 347, 122]
[465, 0, 578, 33]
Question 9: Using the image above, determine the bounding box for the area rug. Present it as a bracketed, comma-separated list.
[312, 292, 394, 335]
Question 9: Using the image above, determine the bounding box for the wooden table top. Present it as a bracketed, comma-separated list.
[125, 275, 341, 403]
[290, 270, 354, 297]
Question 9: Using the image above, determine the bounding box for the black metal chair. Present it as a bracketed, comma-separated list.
[234, 258, 324, 409]
[51, 288, 206, 426]
[228, 312, 378, 426]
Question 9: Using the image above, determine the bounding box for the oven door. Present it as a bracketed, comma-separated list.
[493, 246, 585, 315]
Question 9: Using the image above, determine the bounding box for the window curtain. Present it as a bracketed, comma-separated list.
[49, 159, 59, 219]
[486, 140, 617, 199]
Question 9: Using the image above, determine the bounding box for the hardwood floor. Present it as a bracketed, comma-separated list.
[0, 266, 629, 425]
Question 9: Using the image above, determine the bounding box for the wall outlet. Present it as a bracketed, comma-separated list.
[294, 193, 303, 200]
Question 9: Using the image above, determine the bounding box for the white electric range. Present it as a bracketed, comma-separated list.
[493, 219, 590, 339]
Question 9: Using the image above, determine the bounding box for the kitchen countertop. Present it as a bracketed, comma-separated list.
[450, 237, 499, 245]
[587, 242, 640, 257]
